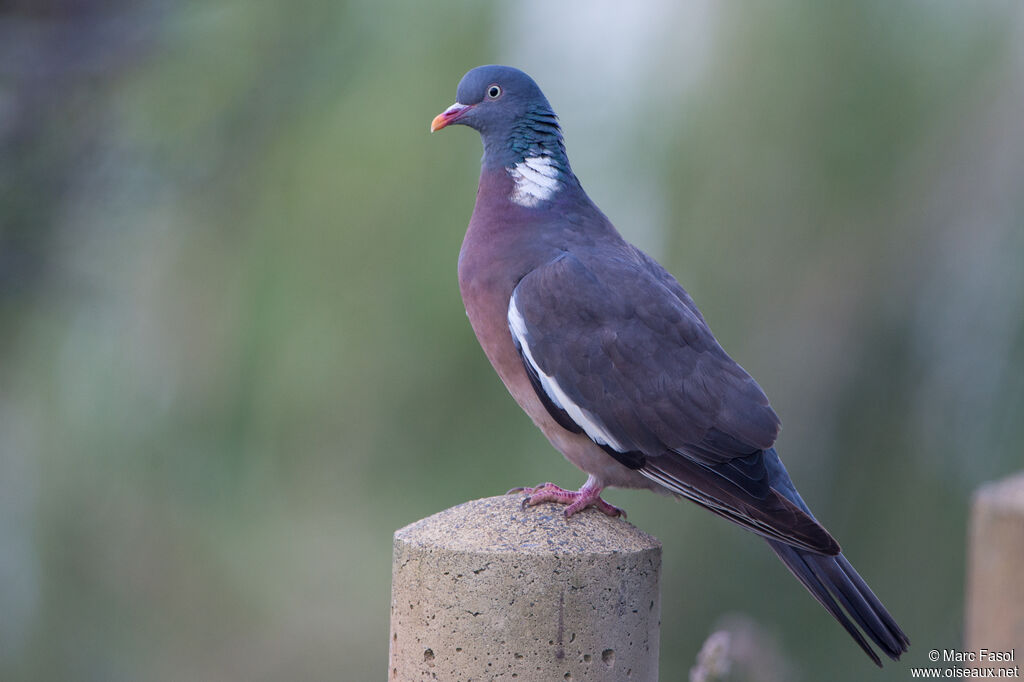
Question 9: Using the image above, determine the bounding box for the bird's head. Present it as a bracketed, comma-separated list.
[432, 65, 567, 171]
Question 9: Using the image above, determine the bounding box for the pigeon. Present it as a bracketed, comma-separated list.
[431, 64, 909, 666]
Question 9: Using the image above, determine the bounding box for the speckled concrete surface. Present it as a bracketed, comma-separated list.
[388, 495, 662, 681]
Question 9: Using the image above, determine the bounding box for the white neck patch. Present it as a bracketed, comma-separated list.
[507, 155, 561, 208]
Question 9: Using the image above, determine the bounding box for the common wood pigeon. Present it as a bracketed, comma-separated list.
[432, 65, 908, 666]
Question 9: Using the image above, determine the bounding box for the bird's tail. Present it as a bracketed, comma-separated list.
[761, 448, 909, 665]
[766, 539, 909, 665]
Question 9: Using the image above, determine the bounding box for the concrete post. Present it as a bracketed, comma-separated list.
[966, 472, 1024, 655]
[388, 495, 662, 681]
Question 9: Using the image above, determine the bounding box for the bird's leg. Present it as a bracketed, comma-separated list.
[515, 475, 626, 519]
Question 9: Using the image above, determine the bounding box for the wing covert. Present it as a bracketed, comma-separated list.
[508, 249, 780, 465]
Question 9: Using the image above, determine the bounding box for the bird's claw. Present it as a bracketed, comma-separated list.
[513, 481, 626, 519]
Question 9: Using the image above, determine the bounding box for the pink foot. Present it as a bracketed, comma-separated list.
[511, 476, 626, 519]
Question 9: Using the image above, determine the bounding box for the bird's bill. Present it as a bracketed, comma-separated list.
[431, 102, 472, 132]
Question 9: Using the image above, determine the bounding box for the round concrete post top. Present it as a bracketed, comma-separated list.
[389, 495, 663, 681]
[394, 494, 661, 555]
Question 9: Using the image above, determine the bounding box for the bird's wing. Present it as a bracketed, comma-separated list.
[509, 249, 839, 554]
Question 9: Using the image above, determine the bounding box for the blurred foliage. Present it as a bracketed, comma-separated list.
[1, 1, 1022, 680]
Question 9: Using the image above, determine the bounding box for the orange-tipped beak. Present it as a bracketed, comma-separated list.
[431, 102, 472, 132]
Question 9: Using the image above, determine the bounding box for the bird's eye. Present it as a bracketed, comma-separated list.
[487, 85, 502, 99]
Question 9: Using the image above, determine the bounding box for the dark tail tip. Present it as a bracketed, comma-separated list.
[767, 540, 910, 666]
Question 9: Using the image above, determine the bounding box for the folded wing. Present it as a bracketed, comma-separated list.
[509, 248, 839, 555]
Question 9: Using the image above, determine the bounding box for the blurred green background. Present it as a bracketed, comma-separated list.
[2, 1, 1022, 680]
